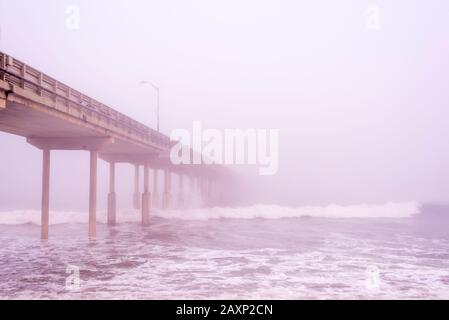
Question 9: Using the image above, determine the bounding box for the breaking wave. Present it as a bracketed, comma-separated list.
[0, 202, 420, 225]
[156, 202, 420, 220]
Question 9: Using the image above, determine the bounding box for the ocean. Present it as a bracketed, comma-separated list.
[0, 202, 448, 300]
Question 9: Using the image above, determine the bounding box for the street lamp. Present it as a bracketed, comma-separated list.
[140, 80, 160, 132]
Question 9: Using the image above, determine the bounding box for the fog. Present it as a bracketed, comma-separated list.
[1, 0, 449, 211]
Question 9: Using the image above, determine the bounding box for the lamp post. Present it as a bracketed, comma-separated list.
[140, 80, 160, 132]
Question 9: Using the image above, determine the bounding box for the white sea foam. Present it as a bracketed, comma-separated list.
[155, 202, 420, 221]
[0, 202, 420, 225]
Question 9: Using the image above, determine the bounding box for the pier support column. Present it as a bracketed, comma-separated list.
[162, 169, 171, 210]
[204, 179, 210, 207]
[208, 179, 214, 207]
[189, 175, 195, 208]
[201, 178, 211, 208]
[133, 165, 141, 210]
[141, 164, 151, 225]
[196, 177, 203, 207]
[200, 178, 207, 207]
[178, 174, 185, 208]
[214, 182, 221, 207]
[107, 162, 117, 226]
[89, 150, 98, 239]
[152, 169, 159, 209]
[41, 149, 50, 240]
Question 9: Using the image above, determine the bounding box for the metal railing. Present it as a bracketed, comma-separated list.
[0, 52, 171, 149]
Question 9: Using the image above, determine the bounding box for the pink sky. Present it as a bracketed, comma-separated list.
[0, 0, 449, 208]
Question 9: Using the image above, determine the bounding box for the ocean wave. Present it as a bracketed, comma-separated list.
[0, 202, 420, 225]
[155, 202, 420, 220]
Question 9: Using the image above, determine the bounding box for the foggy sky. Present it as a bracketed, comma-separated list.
[0, 0, 449, 210]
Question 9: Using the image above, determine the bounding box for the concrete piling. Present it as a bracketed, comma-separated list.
[162, 169, 171, 210]
[133, 165, 141, 210]
[41, 149, 50, 240]
[89, 150, 98, 239]
[141, 164, 151, 225]
[107, 162, 117, 226]
[178, 174, 185, 208]
[152, 169, 159, 209]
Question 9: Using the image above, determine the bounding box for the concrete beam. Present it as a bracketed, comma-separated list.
[99, 153, 158, 165]
[27, 137, 114, 151]
[207, 179, 213, 207]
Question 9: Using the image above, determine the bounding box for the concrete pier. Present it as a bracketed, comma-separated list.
[89, 150, 98, 238]
[162, 169, 171, 210]
[133, 165, 141, 210]
[141, 164, 151, 225]
[41, 149, 50, 240]
[107, 162, 117, 226]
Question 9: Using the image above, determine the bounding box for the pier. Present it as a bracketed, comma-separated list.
[0, 52, 224, 239]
